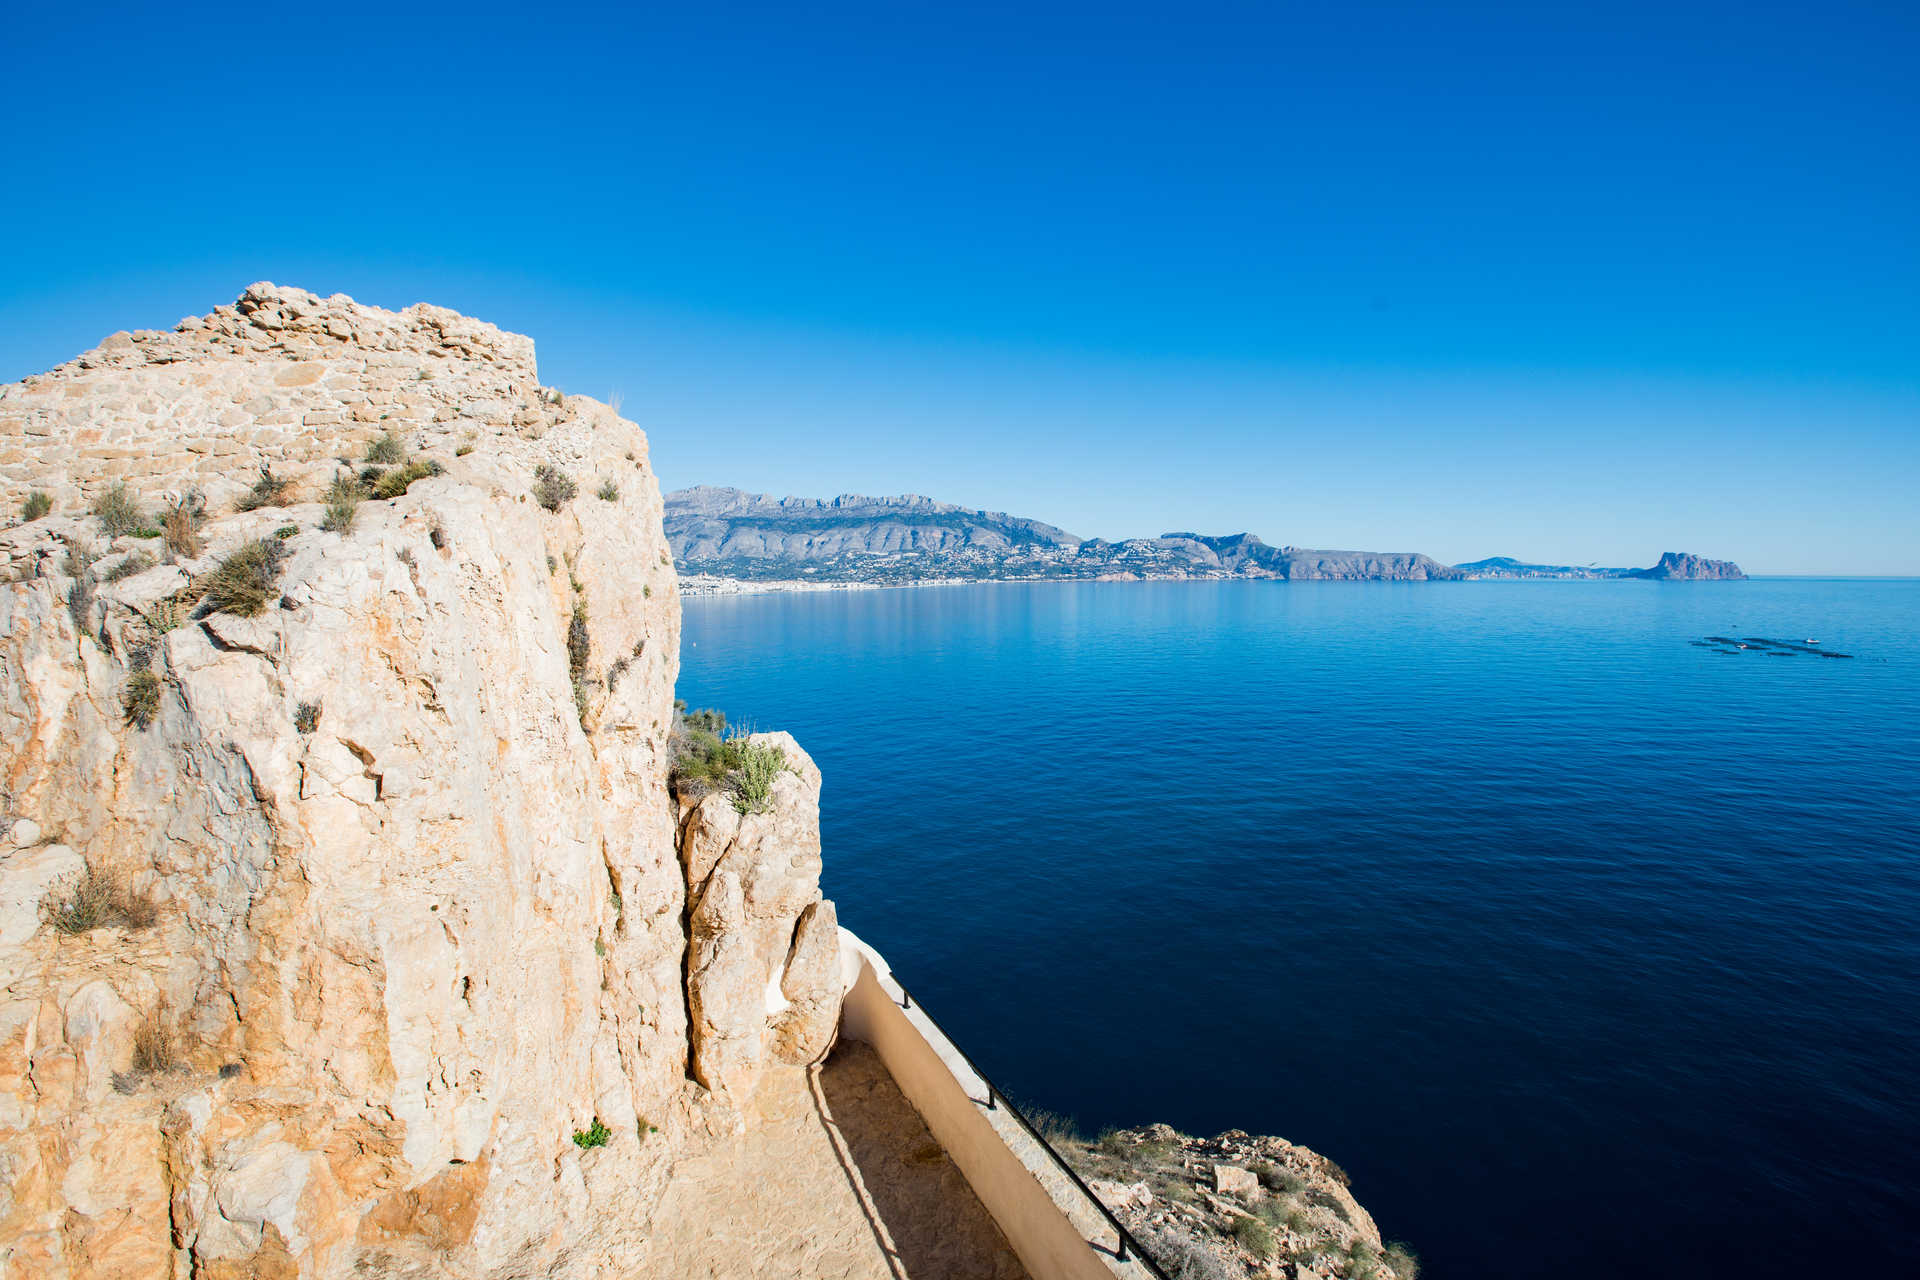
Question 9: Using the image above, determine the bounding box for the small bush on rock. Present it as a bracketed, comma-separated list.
[1383, 1242, 1421, 1279]
[20, 491, 52, 521]
[62, 538, 97, 633]
[532, 465, 577, 512]
[730, 739, 787, 815]
[92, 482, 144, 537]
[235, 467, 293, 512]
[105, 551, 154, 583]
[572, 1119, 612, 1150]
[294, 700, 322, 734]
[597, 479, 619, 502]
[162, 493, 205, 559]
[123, 668, 161, 728]
[1141, 1229, 1235, 1280]
[43, 865, 157, 934]
[321, 473, 362, 533]
[197, 539, 286, 617]
[131, 1005, 177, 1074]
[364, 430, 406, 465]
[371, 459, 437, 500]
[1231, 1214, 1275, 1259]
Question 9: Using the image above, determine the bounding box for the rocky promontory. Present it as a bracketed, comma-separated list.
[1064, 1124, 1417, 1280]
[0, 285, 844, 1277]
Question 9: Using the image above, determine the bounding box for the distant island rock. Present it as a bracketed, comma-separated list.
[1627, 551, 1748, 580]
[665, 486, 1745, 585]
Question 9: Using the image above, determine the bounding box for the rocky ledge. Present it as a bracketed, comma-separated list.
[1066, 1124, 1417, 1280]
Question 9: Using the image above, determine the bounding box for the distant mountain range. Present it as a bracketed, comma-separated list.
[664, 486, 1746, 583]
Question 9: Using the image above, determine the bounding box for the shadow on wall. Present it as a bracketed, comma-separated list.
[812, 1040, 1030, 1280]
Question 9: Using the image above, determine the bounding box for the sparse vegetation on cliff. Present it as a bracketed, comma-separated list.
[123, 668, 161, 727]
[62, 537, 97, 632]
[105, 550, 154, 583]
[364, 430, 406, 465]
[92, 482, 145, 537]
[43, 864, 158, 934]
[667, 706, 790, 812]
[534, 464, 578, 511]
[321, 473, 361, 532]
[1057, 1123, 1405, 1280]
[163, 493, 205, 559]
[197, 538, 286, 616]
[235, 467, 293, 512]
[371, 458, 438, 500]
[20, 491, 51, 522]
[572, 1119, 612, 1149]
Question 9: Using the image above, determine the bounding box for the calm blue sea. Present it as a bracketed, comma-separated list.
[677, 579, 1920, 1279]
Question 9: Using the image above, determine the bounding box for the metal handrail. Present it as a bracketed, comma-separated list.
[889, 977, 1174, 1280]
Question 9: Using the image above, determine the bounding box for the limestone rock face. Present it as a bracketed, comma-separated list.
[0, 285, 840, 1278]
[678, 733, 841, 1113]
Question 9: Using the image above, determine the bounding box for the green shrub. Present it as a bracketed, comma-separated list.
[198, 539, 286, 616]
[533, 465, 577, 512]
[20, 491, 52, 521]
[92, 482, 144, 537]
[321, 473, 362, 533]
[455, 443, 474, 457]
[1383, 1242, 1420, 1279]
[730, 738, 787, 814]
[294, 700, 322, 734]
[572, 1118, 612, 1149]
[235, 467, 293, 512]
[371, 459, 437, 500]
[274, 524, 298, 540]
[1232, 1213, 1275, 1258]
[364, 430, 406, 464]
[123, 668, 161, 727]
[597, 479, 619, 502]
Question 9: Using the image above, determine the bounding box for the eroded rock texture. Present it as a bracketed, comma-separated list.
[0, 285, 842, 1278]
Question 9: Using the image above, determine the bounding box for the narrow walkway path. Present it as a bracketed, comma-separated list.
[644, 1040, 1029, 1279]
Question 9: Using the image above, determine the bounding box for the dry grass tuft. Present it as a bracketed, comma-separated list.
[162, 493, 205, 559]
[131, 1005, 178, 1074]
[92, 482, 145, 537]
[196, 539, 286, 616]
[43, 865, 158, 934]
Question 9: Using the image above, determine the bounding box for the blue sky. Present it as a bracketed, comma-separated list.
[2, 1, 1915, 573]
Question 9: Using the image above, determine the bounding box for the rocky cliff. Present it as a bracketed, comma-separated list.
[0, 286, 843, 1278]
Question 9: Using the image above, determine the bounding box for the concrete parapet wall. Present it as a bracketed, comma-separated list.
[837, 930, 1156, 1280]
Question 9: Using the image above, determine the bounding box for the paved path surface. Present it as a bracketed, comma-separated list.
[645, 1041, 1030, 1279]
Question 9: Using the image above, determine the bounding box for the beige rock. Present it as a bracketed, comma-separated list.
[677, 733, 842, 1112]
[1212, 1162, 1260, 1198]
